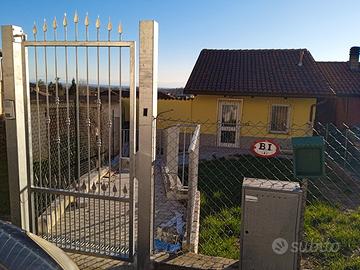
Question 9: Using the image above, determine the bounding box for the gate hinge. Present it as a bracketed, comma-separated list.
[13, 33, 26, 42]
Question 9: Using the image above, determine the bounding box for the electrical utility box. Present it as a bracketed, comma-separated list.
[240, 178, 304, 270]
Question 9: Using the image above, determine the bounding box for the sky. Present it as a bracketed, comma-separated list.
[1, 0, 360, 87]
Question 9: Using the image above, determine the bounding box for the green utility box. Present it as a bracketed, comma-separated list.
[292, 136, 325, 178]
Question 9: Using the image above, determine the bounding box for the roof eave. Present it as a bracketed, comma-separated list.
[334, 93, 360, 97]
[183, 89, 334, 98]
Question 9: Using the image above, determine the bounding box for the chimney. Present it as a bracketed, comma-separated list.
[349, 46, 360, 71]
[298, 50, 304, 66]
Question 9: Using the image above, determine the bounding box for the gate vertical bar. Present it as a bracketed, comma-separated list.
[2, 25, 31, 230]
[129, 39, 136, 261]
[137, 20, 158, 269]
[118, 23, 123, 254]
[33, 24, 43, 236]
[22, 30, 35, 233]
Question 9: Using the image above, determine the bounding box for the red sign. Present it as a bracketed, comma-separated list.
[251, 140, 280, 158]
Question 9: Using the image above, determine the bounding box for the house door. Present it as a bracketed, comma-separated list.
[218, 100, 241, 147]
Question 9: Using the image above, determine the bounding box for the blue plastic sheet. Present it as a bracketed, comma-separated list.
[154, 239, 181, 253]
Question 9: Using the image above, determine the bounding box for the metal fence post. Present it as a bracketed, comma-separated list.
[2, 25, 32, 230]
[137, 20, 158, 269]
[186, 125, 200, 252]
[129, 39, 137, 261]
[344, 127, 348, 168]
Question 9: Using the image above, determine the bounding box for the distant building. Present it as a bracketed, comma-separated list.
[158, 49, 333, 149]
[317, 47, 360, 127]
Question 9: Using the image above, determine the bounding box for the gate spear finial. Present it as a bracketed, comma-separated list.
[107, 17, 112, 31]
[96, 15, 100, 29]
[107, 17, 112, 41]
[85, 12, 89, 27]
[118, 22, 123, 35]
[74, 10, 79, 23]
[63, 13, 68, 27]
[32, 22, 37, 36]
[52, 17, 57, 30]
[74, 11, 79, 40]
[43, 19, 47, 33]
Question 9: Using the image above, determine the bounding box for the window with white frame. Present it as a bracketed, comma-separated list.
[270, 105, 290, 133]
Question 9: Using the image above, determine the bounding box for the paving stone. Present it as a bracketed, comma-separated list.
[67, 252, 132, 269]
[154, 252, 239, 270]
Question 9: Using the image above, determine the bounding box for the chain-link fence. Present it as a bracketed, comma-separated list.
[155, 117, 360, 270]
[153, 123, 201, 254]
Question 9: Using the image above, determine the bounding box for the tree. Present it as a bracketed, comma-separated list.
[54, 77, 64, 96]
[69, 78, 76, 96]
[48, 81, 54, 96]
[36, 79, 46, 94]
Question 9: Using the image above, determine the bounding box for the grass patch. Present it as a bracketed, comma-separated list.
[199, 203, 360, 268]
[196, 157, 360, 268]
[304, 203, 360, 269]
[199, 207, 241, 259]
[327, 257, 360, 270]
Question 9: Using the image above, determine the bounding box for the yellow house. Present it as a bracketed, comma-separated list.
[157, 49, 333, 150]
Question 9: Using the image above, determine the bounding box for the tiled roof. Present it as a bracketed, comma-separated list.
[184, 49, 333, 97]
[317, 62, 360, 96]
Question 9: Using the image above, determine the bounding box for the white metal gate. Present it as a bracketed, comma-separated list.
[2, 13, 137, 260]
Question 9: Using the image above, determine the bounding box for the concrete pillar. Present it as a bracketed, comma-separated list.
[2, 25, 32, 230]
[137, 20, 158, 269]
